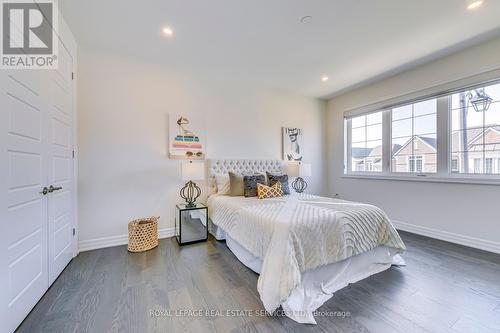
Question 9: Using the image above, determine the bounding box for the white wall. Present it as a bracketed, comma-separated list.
[327, 37, 500, 253]
[77, 49, 327, 248]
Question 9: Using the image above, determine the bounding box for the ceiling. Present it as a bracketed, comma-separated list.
[60, 0, 500, 99]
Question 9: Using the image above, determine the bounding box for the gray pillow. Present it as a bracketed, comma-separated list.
[228, 172, 245, 196]
[267, 172, 290, 195]
[243, 174, 266, 197]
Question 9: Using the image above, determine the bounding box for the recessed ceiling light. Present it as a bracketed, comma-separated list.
[467, 0, 483, 10]
[162, 27, 174, 37]
[321, 76, 329, 82]
[300, 16, 313, 24]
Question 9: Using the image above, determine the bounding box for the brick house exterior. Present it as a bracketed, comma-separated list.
[392, 136, 437, 173]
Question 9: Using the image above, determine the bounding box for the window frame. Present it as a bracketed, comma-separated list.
[390, 98, 439, 175]
[343, 76, 500, 185]
[345, 111, 384, 175]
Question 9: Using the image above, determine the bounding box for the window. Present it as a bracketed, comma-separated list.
[348, 112, 383, 173]
[391, 99, 437, 173]
[366, 160, 374, 171]
[451, 158, 459, 172]
[451, 82, 500, 175]
[409, 156, 423, 173]
[344, 78, 500, 183]
[473, 158, 481, 174]
[485, 158, 493, 174]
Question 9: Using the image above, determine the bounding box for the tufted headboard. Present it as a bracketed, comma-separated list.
[208, 159, 283, 177]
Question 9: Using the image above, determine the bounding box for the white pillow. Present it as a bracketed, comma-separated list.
[215, 174, 230, 195]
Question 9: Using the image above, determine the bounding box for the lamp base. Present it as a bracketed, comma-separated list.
[180, 181, 201, 206]
[292, 177, 307, 193]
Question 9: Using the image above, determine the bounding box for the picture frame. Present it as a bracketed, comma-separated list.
[169, 114, 206, 159]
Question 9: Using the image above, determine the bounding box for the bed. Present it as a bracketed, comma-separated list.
[206, 159, 406, 324]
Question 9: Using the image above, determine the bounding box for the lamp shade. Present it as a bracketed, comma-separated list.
[181, 161, 205, 181]
[284, 163, 312, 178]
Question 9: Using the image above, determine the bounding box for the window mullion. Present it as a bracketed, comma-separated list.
[382, 110, 391, 174]
[346, 118, 352, 174]
[483, 109, 486, 174]
[436, 96, 449, 176]
[364, 118, 368, 172]
[411, 104, 415, 173]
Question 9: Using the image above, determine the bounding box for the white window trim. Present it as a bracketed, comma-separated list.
[343, 75, 500, 186]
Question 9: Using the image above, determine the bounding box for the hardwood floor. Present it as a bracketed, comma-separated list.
[17, 231, 500, 333]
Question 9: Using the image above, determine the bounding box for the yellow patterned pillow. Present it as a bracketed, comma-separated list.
[257, 182, 283, 199]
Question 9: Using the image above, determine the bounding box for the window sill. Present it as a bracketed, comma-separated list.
[342, 173, 500, 186]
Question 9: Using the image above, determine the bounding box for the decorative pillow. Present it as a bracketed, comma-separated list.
[266, 172, 290, 195]
[243, 174, 266, 197]
[257, 182, 284, 199]
[215, 174, 230, 195]
[228, 172, 246, 196]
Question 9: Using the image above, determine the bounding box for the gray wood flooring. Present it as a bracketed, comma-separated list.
[17, 231, 500, 333]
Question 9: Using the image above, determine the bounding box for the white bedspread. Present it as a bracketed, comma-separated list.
[207, 193, 406, 314]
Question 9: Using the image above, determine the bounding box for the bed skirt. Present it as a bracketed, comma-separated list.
[210, 220, 405, 324]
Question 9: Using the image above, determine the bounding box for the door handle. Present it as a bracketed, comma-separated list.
[48, 185, 63, 193]
[40, 187, 49, 195]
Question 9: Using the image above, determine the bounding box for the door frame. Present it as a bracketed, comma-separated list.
[55, 14, 78, 258]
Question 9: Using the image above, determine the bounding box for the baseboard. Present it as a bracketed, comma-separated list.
[78, 222, 500, 255]
[392, 220, 500, 255]
[78, 227, 176, 252]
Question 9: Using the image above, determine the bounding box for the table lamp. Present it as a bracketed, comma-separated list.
[285, 162, 312, 193]
[180, 161, 205, 207]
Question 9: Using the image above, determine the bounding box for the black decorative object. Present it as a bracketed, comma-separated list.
[180, 160, 205, 207]
[292, 177, 307, 193]
[180, 181, 201, 207]
[284, 162, 311, 194]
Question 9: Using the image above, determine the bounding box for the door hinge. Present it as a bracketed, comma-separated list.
[72, 150, 75, 159]
[73, 228, 76, 236]
[71, 72, 75, 80]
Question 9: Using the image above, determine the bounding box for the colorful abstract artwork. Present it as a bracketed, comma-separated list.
[169, 114, 206, 159]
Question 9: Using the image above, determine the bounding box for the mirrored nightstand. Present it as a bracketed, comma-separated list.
[175, 203, 208, 245]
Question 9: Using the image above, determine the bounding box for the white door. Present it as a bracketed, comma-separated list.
[0, 70, 49, 333]
[47, 44, 74, 284]
[0, 45, 75, 333]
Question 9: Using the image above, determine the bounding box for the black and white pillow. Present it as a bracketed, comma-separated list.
[266, 172, 290, 195]
[243, 174, 267, 197]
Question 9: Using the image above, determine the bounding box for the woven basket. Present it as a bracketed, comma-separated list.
[128, 216, 159, 252]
